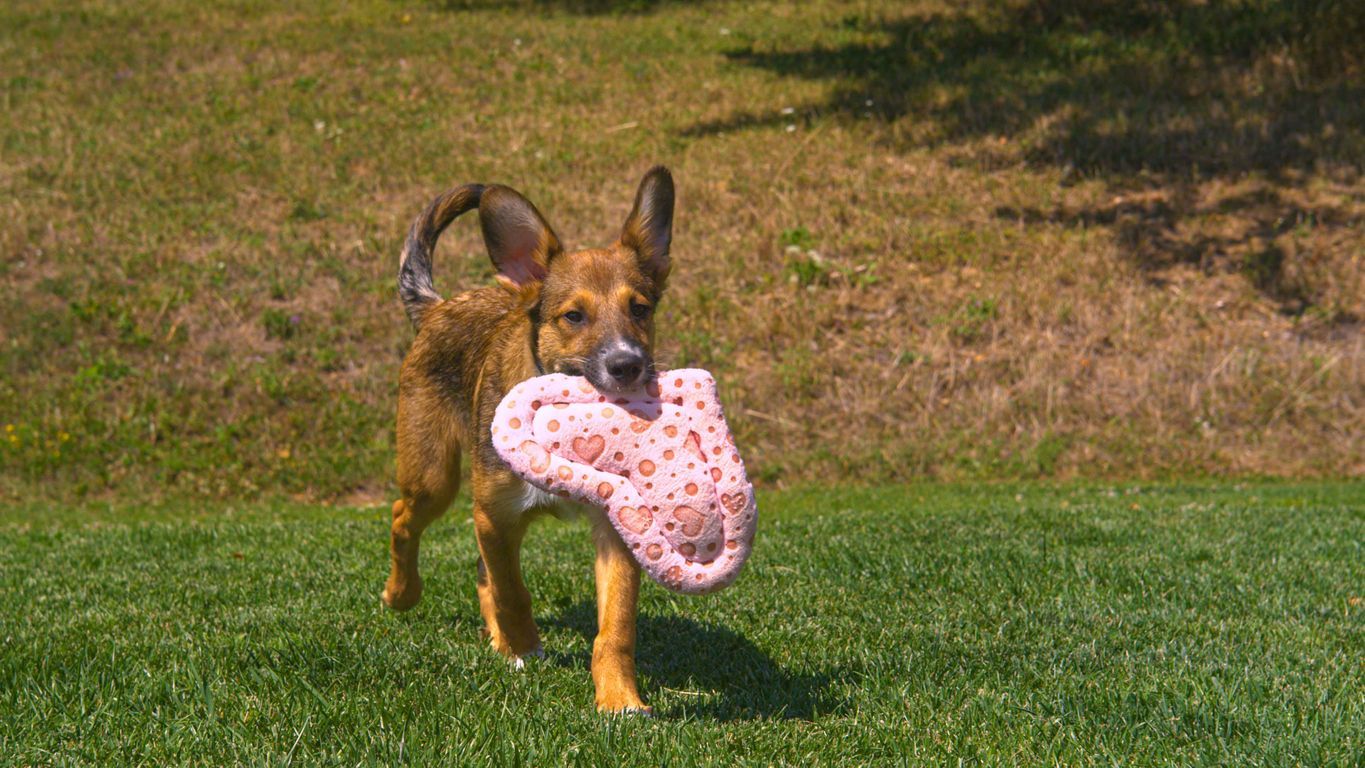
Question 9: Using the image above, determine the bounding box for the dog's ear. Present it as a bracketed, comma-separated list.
[620, 166, 674, 287]
[480, 185, 563, 292]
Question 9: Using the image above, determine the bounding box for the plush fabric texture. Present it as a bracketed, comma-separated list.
[492, 369, 757, 594]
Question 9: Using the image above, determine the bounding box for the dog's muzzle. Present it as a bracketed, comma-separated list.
[589, 340, 650, 392]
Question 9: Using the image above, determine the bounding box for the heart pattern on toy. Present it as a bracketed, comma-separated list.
[573, 435, 605, 464]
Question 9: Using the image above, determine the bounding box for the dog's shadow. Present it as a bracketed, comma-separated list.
[541, 601, 846, 721]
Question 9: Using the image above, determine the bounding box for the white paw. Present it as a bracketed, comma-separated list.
[600, 705, 654, 717]
[510, 646, 545, 670]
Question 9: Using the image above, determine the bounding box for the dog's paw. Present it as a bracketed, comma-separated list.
[597, 702, 653, 716]
[482, 618, 543, 662]
[380, 577, 422, 611]
[509, 646, 545, 671]
[594, 684, 651, 714]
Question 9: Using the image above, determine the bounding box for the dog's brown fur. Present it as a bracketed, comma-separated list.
[382, 168, 675, 713]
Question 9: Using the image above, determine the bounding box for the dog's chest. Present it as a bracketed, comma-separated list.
[513, 479, 595, 521]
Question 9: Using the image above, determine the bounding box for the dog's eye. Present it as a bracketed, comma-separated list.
[563, 310, 585, 325]
[630, 302, 651, 320]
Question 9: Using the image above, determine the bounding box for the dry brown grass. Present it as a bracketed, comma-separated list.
[1, 0, 1360, 502]
[675, 148, 1363, 482]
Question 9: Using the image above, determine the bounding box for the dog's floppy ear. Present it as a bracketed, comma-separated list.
[480, 185, 562, 292]
[620, 166, 674, 287]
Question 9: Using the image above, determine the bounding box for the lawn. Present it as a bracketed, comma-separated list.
[2, 483, 1361, 765]
[3, 1, 1362, 761]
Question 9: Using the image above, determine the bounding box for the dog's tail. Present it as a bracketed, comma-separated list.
[399, 183, 486, 328]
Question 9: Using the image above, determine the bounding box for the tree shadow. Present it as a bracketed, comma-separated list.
[695, 1, 1363, 177]
[689, 1, 1364, 316]
[995, 187, 1361, 321]
[542, 600, 847, 720]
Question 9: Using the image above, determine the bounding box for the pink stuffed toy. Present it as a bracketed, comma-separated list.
[491, 369, 757, 594]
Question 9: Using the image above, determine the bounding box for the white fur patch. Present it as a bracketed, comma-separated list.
[514, 480, 593, 521]
[511, 646, 545, 670]
[516, 481, 560, 512]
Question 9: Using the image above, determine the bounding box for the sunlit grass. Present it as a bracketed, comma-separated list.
[1, 483, 1361, 764]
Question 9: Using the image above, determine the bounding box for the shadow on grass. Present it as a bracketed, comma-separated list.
[994, 189, 1361, 322]
[690, 0, 1364, 315]
[544, 601, 846, 721]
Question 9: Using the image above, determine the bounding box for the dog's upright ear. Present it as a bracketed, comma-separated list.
[480, 185, 563, 293]
[620, 166, 675, 289]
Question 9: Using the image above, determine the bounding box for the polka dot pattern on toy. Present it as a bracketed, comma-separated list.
[492, 369, 757, 595]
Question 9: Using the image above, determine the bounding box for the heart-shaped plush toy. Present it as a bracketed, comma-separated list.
[492, 369, 757, 594]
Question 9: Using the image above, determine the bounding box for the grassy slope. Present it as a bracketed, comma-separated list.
[1, 484, 1361, 764]
[1, 0, 1363, 504]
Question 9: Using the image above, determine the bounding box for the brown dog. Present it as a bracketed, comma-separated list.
[382, 167, 675, 713]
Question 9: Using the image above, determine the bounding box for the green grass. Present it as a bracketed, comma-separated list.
[2, 484, 1361, 765]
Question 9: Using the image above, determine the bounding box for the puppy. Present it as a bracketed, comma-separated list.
[382, 167, 675, 713]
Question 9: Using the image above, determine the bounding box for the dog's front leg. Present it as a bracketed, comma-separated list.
[473, 501, 542, 662]
[591, 521, 649, 714]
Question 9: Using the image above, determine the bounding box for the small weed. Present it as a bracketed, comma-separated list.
[845, 262, 880, 287]
[1030, 433, 1069, 476]
[262, 309, 300, 340]
[784, 246, 832, 288]
[1056, 302, 1074, 325]
[673, 327, 733, 371]
[892, 349, 925, 366]
[267, 266, 301, 301]
[775, 346, 823, 398]
[1243, 246, 1284, 290]
[38, 276, 74, 299]
[288, 200, 327, 222]
[74, 354, 132, 385]
[948, 297, 998, 343]
[780, 226, 815, 250]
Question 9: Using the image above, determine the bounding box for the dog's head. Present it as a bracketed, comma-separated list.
[480, 167, 674, 394]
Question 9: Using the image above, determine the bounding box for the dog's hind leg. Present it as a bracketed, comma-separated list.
[384, 398, 461, 611]
[383, 490, 455, 611]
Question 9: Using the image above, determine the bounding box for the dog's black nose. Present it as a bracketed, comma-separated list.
[604, 348, 647, 386]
